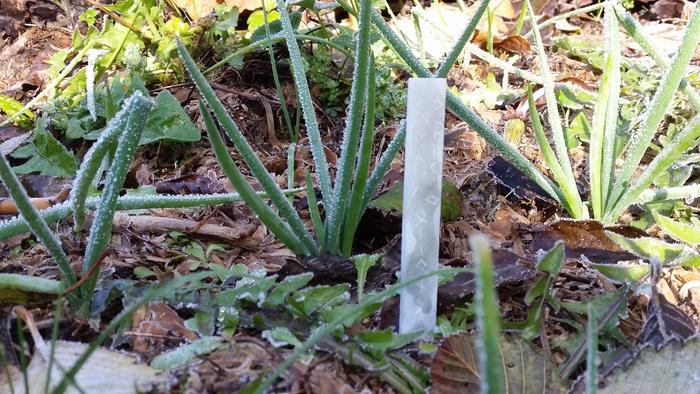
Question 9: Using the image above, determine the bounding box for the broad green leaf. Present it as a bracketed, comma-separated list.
[652, 211, 700, 245]
[265, 272, 314, 306]
[355, 328, 424, 353]
[351, 254, 382, 301]
[321, 301, 382, 328]
[139, 90, 200, 145]
[589, 262, 649, 283]
[0, 95, 34, 129]
[368, 179, 463, 221]
[213, 5, 239, 35]
[151, 336, 224, 369]
[12, 117, 77, 178]
[555, 85, 595, 110]
[524, 277, 548, 306]
[288, 284, 350, 317]
[262, 327, 302, 348]
[672, 250, 700, 267]
[536, 241, 565, 274]
[261, 327, 313, 364]
[564, 111, 591, 149]
[554, 37, 604, 70]
[561, 288, 629, 334]
[522, 302, 544, 341]
[606, 231, 685, 264]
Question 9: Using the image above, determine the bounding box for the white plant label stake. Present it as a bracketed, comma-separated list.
[399, 78, 447, 334]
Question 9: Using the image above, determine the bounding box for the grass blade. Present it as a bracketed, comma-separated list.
[605, 114, 700, 223]
[526, 0, 587, 218]
[204, 33, 351, 75]
[527, 87, 572, 212]
[522, 2, 608, 39]
[361, 122, 406, 212]
[243, 266, 470, 394]
[590, 2, 621, 219]
[342, 59, 377, 256]
[262, 2, 296, 142]
[614, 5, 700, 110]
[79, 92, 152, 309]
[369, 10, 564, 205]
[0, 152, 77, 289]
[305, 172, 325, 243]
[176, 40, 317, 254]
[469, 234, 503, 394]
[609, 2, 700, 206]
[637, 183, 700, 204]
[200, 101, 311, 256]
[0, 191, 301, 241]
[325, 0, 373, 254]
[586, 304, 598, 394]
[0, 43, 94, 128]
[51, 271, 216, 394]
[436, 0, 491, 77]
[273, 0, 332, 203]
[413, 8, 542, 84]
[69, 107, 126, 232]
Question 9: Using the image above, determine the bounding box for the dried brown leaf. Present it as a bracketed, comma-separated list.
[430, 333, 562, 393]
[494, 35, 531, 55]
[527, 219, 647, 264]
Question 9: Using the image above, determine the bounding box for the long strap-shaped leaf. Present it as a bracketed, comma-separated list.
[604, 113, 700, 223]
[342, 57, 377, 256]
[614, 5, 700, 110]
[0, 191, 301, 241]
[590, 2, 621, 219]
[274, 0, 332, 203]
[361, 121, 406, 211]
[609, 2, 700, 207]
[243, 267, 470, 394]
[527, 87, 573, 213]
[176, 40, 317, 255]
[70, 110, 125, 232]
[0, 152, 77, 291]
[200, 102, 311, 256]
[79, 92, 152, 309]
[526, 0, 587, 218]
[470, 234, 503, 394]
[436, 0, 490, 78]
[324, 0, 373, 254]
[369, 10, 564, 204]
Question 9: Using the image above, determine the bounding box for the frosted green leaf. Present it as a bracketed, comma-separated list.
[139, 90, 201, 145]
[12, 116, 77, 178]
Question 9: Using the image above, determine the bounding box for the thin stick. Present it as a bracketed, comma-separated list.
[84, 0, 151, 44]
[522, 2, 609, 39]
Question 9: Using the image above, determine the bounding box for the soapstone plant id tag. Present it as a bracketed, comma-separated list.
[399, 78, 447, 334]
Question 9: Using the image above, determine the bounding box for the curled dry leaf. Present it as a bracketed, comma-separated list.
[131, 302, 198, 354]
[429, 333, 562, 393]
[493, 35, 532, 56]
[438, 249, 536, 305]
[308, 362, 355, 394]
[0, 340, 167, 393]
[527, 219, 647, 264]
[488, 156, 559, 216]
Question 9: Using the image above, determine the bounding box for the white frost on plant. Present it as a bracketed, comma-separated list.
[86, 49, 108, 121]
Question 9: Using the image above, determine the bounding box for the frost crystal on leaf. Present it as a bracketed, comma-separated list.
[86, 49, 108, 121]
